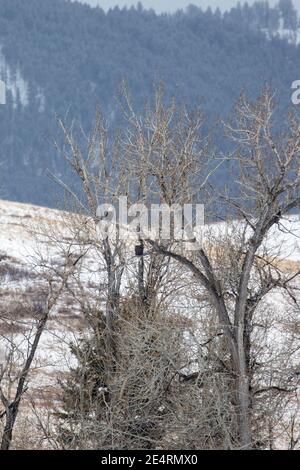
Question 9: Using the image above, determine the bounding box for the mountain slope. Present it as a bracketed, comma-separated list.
[0, 0, 299, 206]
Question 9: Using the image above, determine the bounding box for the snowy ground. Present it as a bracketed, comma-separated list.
[0, 198, 299, 448]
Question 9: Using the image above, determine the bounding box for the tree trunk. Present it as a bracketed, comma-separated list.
[235, 371, 252, 449]
[1, 406, 17, 450]
[234, 326, 252, 449]
[105, 287, 119, 366]
[234, 301, 252, 449]
[0, 304, 49, 450]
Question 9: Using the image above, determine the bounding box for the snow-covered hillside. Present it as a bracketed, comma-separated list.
[0, 200, 86, 414]
[0, 198, 299, 448]
[0, 48, 29, 108]
[0, 47, 45, 111]
[0, 199, 142, 401]
[262, 24, 300, 45]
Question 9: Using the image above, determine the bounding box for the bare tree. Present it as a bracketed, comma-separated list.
[51, 86, 300, 449]
[0, 277, 68, 450]
[136, 89, 300, 448]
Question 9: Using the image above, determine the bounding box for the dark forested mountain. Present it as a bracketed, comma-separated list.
[0, 0, 299, 206]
